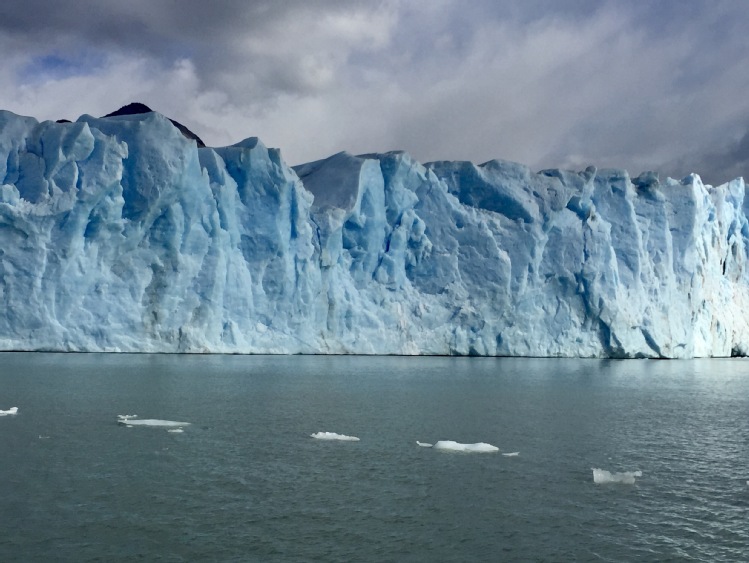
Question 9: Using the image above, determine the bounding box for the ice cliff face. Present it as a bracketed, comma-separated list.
[1, 108, 748, 357]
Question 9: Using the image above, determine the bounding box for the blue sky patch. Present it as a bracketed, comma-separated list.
[20, 52, 105, 83]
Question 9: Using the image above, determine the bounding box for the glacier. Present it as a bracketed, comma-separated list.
[1, 107, 748, 358]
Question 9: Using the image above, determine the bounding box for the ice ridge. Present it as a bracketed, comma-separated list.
[1, 108, 748, 358]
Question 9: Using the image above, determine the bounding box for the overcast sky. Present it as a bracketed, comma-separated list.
[1, 0, 748, 185]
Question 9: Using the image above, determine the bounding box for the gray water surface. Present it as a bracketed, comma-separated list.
[1, 354, 748, 561]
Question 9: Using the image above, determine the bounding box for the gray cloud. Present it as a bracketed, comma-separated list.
[0, 0, 748, 184]
[666, 126, 749, 186]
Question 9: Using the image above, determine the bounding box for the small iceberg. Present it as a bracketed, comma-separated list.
[592, 468, 642, 485]
[502, 452, 520, 457]
[422, 440, 499, 453]
[117, 415, 190, 428]
[0, 407, 18, 416]
[310, 432, 360, 441]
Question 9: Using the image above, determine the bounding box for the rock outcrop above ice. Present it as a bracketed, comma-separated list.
[1, 108, 748, 358]
[102, 103, 206, 148]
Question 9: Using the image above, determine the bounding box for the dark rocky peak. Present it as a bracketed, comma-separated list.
[102, 103, 206, 148]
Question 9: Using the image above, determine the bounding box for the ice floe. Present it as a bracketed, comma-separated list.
[426, 440, 499, 453]
[310, 432, 360, 441]
[0, 407, 18, 416]
[117, 415, 190, 428]
[592, 468, 642, 484]
[502, 452, 520, 457]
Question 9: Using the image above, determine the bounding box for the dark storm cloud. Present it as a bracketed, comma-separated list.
[0, 0, 381, 95]
[0, 1, 298, 47]
[666, 127, 749, 186]
[1, 0, 748, 184]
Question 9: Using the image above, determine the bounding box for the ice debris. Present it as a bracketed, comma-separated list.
[117, 415, 190, 428]
[0, 407, 18, 416]
[592, 468, 643, 484]
[310, 432, 360, 441]
[425, 440, 499, 453]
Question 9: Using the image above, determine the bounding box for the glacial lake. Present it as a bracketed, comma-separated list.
[1, 353, 748, 561]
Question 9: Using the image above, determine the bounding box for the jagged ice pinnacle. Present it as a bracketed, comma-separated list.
[1, 107, 748, 358]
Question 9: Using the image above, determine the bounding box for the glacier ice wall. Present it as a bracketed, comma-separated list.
[1, 109, 748, 357]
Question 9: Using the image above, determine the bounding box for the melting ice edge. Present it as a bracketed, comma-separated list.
[1, 108, 748, 358]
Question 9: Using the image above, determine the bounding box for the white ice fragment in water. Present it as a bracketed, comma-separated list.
[502, 452, 519, 457]
[168, 428, 184, 433]
[310, 432, 360, 441]
[117, 415, 189, 428]
[592, 468, 642, 484]
[416, 441, 433, 447]
[0, 407, 18, 415]
[431, 440, 499, 453]
[123, 419, 190, 427]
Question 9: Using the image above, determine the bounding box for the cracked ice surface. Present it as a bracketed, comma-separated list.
[1, 109, 749, 357]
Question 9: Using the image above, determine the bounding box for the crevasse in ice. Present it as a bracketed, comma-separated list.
[1, 109, 748, 358]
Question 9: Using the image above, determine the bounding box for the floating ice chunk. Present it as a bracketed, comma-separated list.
[431, 440, 499, 453]
[117, 415, 189, 428]
[592, 468, 642, 484]
[502, 452, 519, 457]
[416, 441, 433, 447]
[122, 419, 190, 427]
[168, 428, 184, 433]
[0, 407, 18, 415]
[310, 432, 360, 441]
